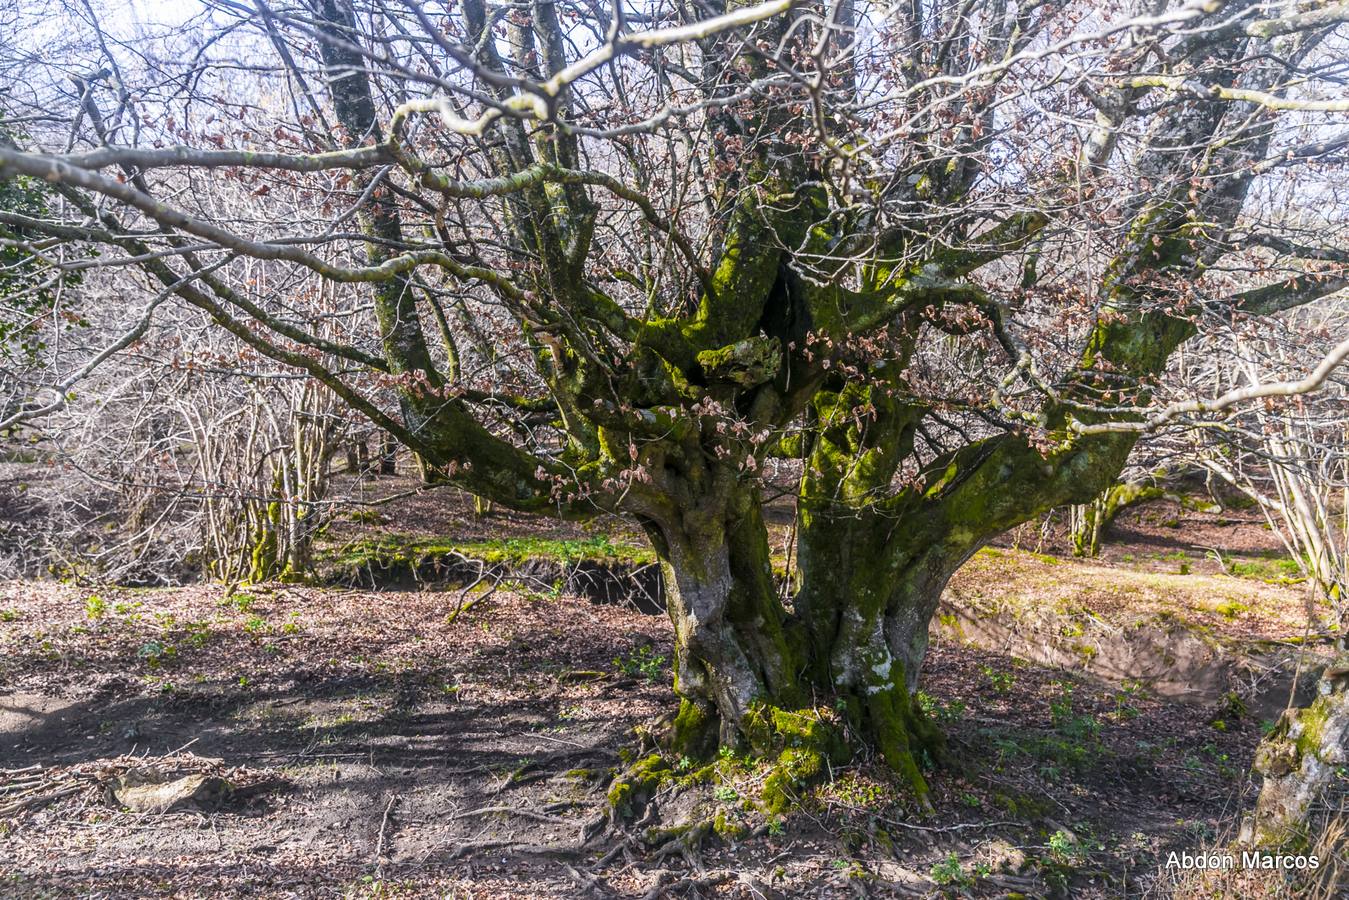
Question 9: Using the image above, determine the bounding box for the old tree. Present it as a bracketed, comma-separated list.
[3, 0, 1348, 815]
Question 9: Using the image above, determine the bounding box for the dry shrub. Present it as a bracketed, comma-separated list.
[1157, 807, 1347, 899]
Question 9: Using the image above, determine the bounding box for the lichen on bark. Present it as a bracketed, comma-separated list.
[1242, 659, 1349, 849]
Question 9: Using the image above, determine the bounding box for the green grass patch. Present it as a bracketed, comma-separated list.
[328, 533, 655, 570]
[1227, 555, 1305, 585]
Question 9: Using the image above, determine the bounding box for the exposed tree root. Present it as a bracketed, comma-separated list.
[449, 804, 575, 825]
[493, 746, 617, 793]
[646, 818, 712, 869]
[562, 863, 612, 897]
[639, 870, 732, 900]
[606, 753, 673, 823]
[442, 838, 583, 861]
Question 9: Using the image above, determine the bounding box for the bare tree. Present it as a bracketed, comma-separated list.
[2, 0, 1348, 812]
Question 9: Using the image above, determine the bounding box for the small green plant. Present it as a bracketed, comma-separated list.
[224, 592, 257, 613]
[183, 621, 212, 648]
[1112, 681, 1144, 721]
[714, 786, 739, 802]
[1046, 681, 1100, 741]
[1063, 713, 1101, 742]
[1218, 691, 1246, 721]
[929, 853, 971, 887]
[137, 639, 174, 667]
[980, 665, 1015, 694]
[916, 691, 967, 723]
[0, 608, 19, 622]
[1048, 829, 1087, 863]
[84, 594, 107, 619]
[243, 615, 269, 636]
[613, 645, 666, 682]
[832, 772, 893, 808]
[1049, 682, 1075, 728]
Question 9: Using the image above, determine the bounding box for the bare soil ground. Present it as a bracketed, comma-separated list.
[0, 491, 1327, 898]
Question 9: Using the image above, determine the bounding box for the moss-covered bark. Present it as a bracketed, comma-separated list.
[1242, 657, 1349, 849]
[1070, 480, 1166, 558]
[633, 439, 949, 808]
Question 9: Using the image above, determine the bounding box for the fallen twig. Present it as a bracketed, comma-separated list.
[374, 794, 399, 864]
[0, 784, 82, 817]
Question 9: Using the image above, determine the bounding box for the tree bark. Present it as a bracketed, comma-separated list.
[1242, 653, 1349, 849]
[642, 476, 804, 750]
[632, 439, 948, 804]
[1070, 480, 1166, 558]
[794, 497, 955, 796]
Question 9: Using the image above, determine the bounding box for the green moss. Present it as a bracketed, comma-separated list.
[991, 790, 1051, 819]
[712, 808, 748, 840]
[937, 611, 964, 641]
[695, 336, 781, 387]
[742, 704, 848, 815]
[1228, 555, 1306, 585]
[770, 707, 838, 749]
[671, 698, 717, 759]
[677, 763, 721, 786]
[1294, 697, 1332, 762]
[606, 753, 671, 817]
[861, 679, 938, 801]
[642, 821, 695, 845]
[762, 747, 828, 815]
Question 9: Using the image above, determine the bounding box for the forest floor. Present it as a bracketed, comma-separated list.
[0, 484, 1336, 898]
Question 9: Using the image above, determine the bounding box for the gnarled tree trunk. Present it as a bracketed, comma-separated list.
[642, 470, 946, 809]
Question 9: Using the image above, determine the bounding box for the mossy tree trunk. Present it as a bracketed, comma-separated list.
[635, 380, 1145, 805]
[637, 463, 806, 752]
[1069, 480, 1166, 558]
[794, 498, 953, 799]
[639, 468, 942, 809]
[1242, 653, 1349, 849]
